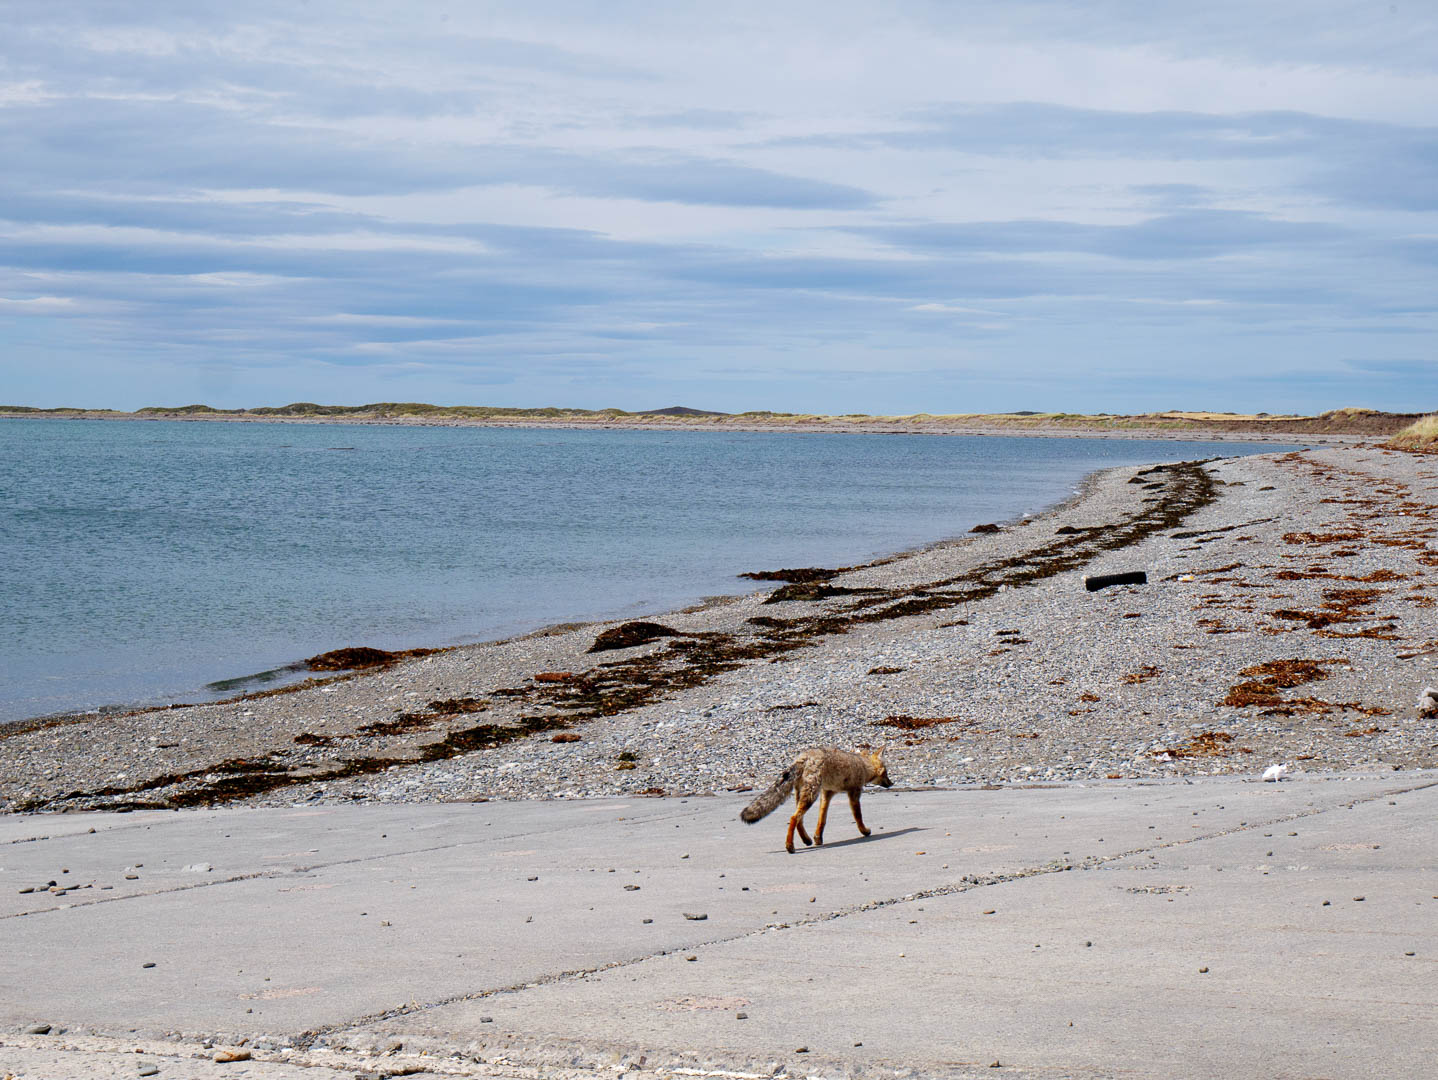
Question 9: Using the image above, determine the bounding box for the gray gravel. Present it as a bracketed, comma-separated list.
[4, 443, 1437, 813]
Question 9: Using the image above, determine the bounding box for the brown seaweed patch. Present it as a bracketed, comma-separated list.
[1157, 731, 1251, 758]
[873, 714, 970, 731]
[1123, 665, 1161, 684]
[588, 621, 683, 652]
[1282, 531, 1365, 545]
[739, 567, 848, 583]
[763, 582, 875, 604]
[305, 646, 437, 671]
[867, 666, 906, 675]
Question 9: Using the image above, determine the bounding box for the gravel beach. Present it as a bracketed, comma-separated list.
[4, 442, 1437, 814]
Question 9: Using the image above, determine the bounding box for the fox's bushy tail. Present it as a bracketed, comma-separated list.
[740, 768, 794, 823]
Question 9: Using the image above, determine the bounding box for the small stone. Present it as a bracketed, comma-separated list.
[686, 955, 697, 962]
[24, 1023, 52, 1035]
[736, 1012, 748, 1020]
[138, 1066, 160, 1077]
[213, 1049, 252, 1062]
[480, 1016, 494, 1023]
[794, 1047, 809, 1054]
[125, 874, 139, 880]
[683, 912, 708, 920]
[527, 876, 538, 882]
[1353, 896, 1365, 902]
[142, 962, 156, 969]
[1322, 900, 1331, 906]
[18, 887, 33, 894]
[624, 884, 640, 891]
[642, 918, 653, 924]
[982, 909, 996, 915]
[1405, 951, 1416, 956]
[1198, 966, 1209, 973]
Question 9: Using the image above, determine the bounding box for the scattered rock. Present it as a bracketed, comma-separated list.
[212, 1049, 251, 1063]
[551, 732, 581, 743]
[24, 1023, 51, 1035]
[1083, 570, 1147, 592]
[971, 523, 1001, 534]
[683, 912, 708, 921]
[138, 1066, 159, 1077]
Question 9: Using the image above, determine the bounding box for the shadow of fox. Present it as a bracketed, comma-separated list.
[741, 746, 891, 853]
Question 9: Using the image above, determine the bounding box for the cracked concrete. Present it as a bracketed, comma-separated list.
[3, 772, 1436, 1078]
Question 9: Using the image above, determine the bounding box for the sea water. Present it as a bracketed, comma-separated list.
[0, 419, 1294, 723]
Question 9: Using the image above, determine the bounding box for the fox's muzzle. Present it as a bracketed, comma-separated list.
[879, 776, 893, 787]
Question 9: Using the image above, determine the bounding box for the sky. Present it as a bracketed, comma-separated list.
[1, 1, 1435, 415]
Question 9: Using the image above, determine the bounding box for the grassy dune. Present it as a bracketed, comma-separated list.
[1387, 414, 1438, 450]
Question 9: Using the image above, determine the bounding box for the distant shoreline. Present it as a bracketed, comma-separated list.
[0, 406, 1405, 443]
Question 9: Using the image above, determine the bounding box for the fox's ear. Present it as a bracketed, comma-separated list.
[875, 744, 887, 759]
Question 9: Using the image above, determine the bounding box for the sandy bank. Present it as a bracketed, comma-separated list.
[3, 443, 1437, 813]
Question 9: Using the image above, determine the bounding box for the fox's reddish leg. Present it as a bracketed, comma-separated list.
[849, 789, 870, 836]
[814, 790, 833, 845]
[786, 797, 813, 852]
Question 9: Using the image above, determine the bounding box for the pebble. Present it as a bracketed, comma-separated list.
[138, 1066, 159, 1077]
[24, 1023, 52, 1035]
[9, 446, 1438, 812]
[683, 912, 708, 921]
[213, 1049, 252, 1062]
[142, 962, 156, 968]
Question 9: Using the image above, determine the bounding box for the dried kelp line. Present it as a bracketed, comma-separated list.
[28, 460, 1218, 812]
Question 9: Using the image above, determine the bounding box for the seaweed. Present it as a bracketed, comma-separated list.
[305, 646, 436, 671]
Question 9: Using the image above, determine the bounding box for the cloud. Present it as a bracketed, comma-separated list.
[0, 2, 1433, 413]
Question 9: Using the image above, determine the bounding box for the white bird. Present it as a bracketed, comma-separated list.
[1262, 763, 1290, 782]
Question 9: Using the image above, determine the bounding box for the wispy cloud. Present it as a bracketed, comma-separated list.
[0, 1, 1433, 413]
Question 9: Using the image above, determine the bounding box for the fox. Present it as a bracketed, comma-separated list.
[740, 746, 892, 853]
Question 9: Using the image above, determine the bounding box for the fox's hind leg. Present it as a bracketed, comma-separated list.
[785, 801, 812, 853]
[786, 793, 814, 854]
[848, 789, 871, 836]
[813, 790, 834, 845]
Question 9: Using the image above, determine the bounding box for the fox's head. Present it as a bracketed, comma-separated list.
[869, 748, 893, 788]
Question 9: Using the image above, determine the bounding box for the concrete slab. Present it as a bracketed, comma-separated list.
[2, 773, 1434, 1078]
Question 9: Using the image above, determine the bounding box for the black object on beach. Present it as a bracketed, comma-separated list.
[1084, 571, 1148, 592]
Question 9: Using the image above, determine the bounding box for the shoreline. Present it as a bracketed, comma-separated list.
[2, 430, 1313, 730]
[0, 454, 1140, 734]
[4, 441, 1436, 813]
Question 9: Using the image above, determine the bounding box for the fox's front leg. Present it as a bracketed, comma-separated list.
[814, 790, 834, 845]
[786, 797, 813, 853]
[848, 789, 870, 836]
